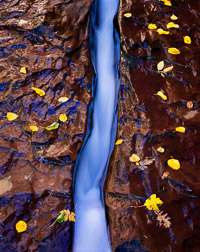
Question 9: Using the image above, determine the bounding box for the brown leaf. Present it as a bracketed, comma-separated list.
[155, 210, 171, 228]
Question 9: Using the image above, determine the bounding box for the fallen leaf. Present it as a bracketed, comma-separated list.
[129, 154, 140, 163]
[184, 36, 191, 44]
[167, 158, 180, 170]
[155, 210, 171, 228]
[59, 114, 67, 122]
[170, 14, 178, 20]
[30, 125, 38, 132]
[20, 66, 26, 74]
[156, 91, 167, 100]
[175, 126, 185, 133]
[166, 22, 179, 29]
[163, 0, 172, 6]
[148, 23, 157, 30]
[58, 97, 69, 103]
[16, 220, 27, 233]
[124, 13, 132, 18]
[187, 101, 193, 109]
[162, 66, 174, 72]
[144, 194, 163, 211]
[45, 122, 59, 130]
[156, 28, 169, 35]
[115, 139, 123, 145]
[138, 158, 155, 170]
[7, 112, 18, 121]
[157, 61, 164, 71]
[157, 147, 165, 153]
[64, 209, 71, 222]
[168, 48, 180, 55]
[161, 73, 165, 78]
[69, 212, 76, 222]
[32, 87, 45, 96]
[162, 172, 169, 179]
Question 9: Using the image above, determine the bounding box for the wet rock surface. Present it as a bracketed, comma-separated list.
[0, 0, 200, 251]
[105, 0, 200, 251]
[0, 0, 94, 251]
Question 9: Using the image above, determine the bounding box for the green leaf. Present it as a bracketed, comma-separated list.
[49, 210, 65, 227]
[45, 122, 59, 130]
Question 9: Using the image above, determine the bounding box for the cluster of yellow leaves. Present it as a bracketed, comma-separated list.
[50, 209, 76, 227]
[16, 220, 27, 233]
[144, 194, 163, 211]
[156, 29, 169, 35]
[157, 61, 174, 77]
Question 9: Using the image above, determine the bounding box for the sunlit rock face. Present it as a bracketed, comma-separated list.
[105, 0, 200, 251]
[0, 0, 94, 251]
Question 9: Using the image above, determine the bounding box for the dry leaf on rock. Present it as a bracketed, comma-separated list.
[155, 210, 171, 228]
[167, 158, 180, 170]
[7, 112, 18, 121]
[115, 139, 123, 145]
[129, 154, 140, 163]
[16, 220, 27, 233]
[32, 87, 45, 96]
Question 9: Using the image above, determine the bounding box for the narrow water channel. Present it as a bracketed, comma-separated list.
[73, 0, 120, 251]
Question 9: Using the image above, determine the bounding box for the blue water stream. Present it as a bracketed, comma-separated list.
[73, 0, 120, 251]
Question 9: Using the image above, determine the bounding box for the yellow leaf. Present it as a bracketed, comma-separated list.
[144, 194, 163, 211]
[115, 139, 123, 145]
[162, 66, 174, 72]
[16, 220, 27, 233]
[59, 114, 67, 122]
[129, 154, 140, 163]
[136, 161, 140, 166]
[32, 87, 45, 96]
[157, 61, 164, 71]
[63, 209, 70, 222]
[20, 66, 26, 74]
[161, 73, 165, 78]
[156, 91, 167, 100]
[148, 23, 157, 30]
[166, 22, 179, 29]
[168, 48, 180, 55]
[30, 125, 38, 132]
[170, 14, 178, 20]
[175, 126, 185, 133]
[167, 158, 180, 170]
[156, 28, 169, 35]
[157, 147, 165, 153]
[187, 101, 193, 109]
[58, 97, 69, 103]
[124, 13, 132, 18]
[162, 172, 169, 179]
[164, 1, 172, 6]
[69, 212, 76, 222]
[7, 112, 18, 121]
[183, 36, 191, 44]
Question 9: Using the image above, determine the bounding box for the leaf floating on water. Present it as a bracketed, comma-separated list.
[124, 13, 132, 18]
[115, 139, 123, 145]
[32, 87, 45, 96]
[16, 220, 27, 233]
[59, 114, 67, 122]
[148, 23, 157, 30]
[144, 194, 163, 211]
[7, 112, 18, 121]
[156, 91, 167, 100]
[20, 66, 26, 74]
[157, 61, 164, 71]
[129, 154, 140, 163]
[58, 97, 69, 103]
[167, 158, 180, 170]
[184, 36, 191, 44]
[157, 146, 165, 153]
[170, 14, 178, 20]
[162, 66, 174, 72]
[175, 126, 185, 133]
[45, 122, 59, 130]
[168, 48, 180, 55]
[156, 28, 169, 35]
[187, 101, 193, 109]
[30, 125, 38, 132]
